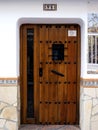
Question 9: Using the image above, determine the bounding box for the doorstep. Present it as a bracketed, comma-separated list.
[19, 125, 80, 130]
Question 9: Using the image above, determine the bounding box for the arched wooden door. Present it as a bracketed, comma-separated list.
[20, 24, 80, 125]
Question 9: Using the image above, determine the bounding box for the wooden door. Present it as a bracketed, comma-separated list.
[20, 24, 80, 125]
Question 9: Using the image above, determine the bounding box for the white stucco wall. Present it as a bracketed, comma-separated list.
[0, 0, 88, 78]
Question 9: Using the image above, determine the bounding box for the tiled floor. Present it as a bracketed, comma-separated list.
[19, 125, 80, 130]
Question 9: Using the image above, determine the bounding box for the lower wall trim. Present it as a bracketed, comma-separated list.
[0, 77, 98, 88]
[0, 77, 18, 86]
[81, 78, 98, 88]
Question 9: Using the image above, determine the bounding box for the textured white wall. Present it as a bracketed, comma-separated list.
[0, 0, 97, 78]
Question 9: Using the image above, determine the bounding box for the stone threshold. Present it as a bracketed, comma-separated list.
[19, 124, 80, 130]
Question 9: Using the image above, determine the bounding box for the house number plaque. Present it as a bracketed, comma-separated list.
[43, 4, 57, 11]
[68, 30, 77, 37]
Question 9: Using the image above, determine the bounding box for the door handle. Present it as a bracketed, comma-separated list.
[39, 68, 43, 77]
[51, 70, 64, 77]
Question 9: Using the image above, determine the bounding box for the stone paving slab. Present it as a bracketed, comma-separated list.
[19, 125, 80, 130]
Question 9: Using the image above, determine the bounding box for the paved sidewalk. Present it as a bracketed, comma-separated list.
[19, 125, 80, 130]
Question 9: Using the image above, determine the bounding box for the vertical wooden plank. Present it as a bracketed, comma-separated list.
[67, 25, 78, 124]
[67, 104, 76, 124]
[48, 25, 58, 124]
[39, 25, 45, 124]
[22, 25, 27, 123]
[20, 25, 24, 123]
[76, 25, 80, 124]
[39, 25, 49, 124]
[44, 25, 49, 124]
[34, 25, 40, 123]
[67, 25, 76, 124]
[57, 25, 68, 124]
[20, 25, 23, 123]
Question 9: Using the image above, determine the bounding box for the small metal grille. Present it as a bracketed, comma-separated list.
[88, 35, 98, 64]
[52, 43, 64, 61]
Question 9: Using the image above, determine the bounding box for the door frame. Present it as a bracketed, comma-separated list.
[19, 21, 81, 125]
